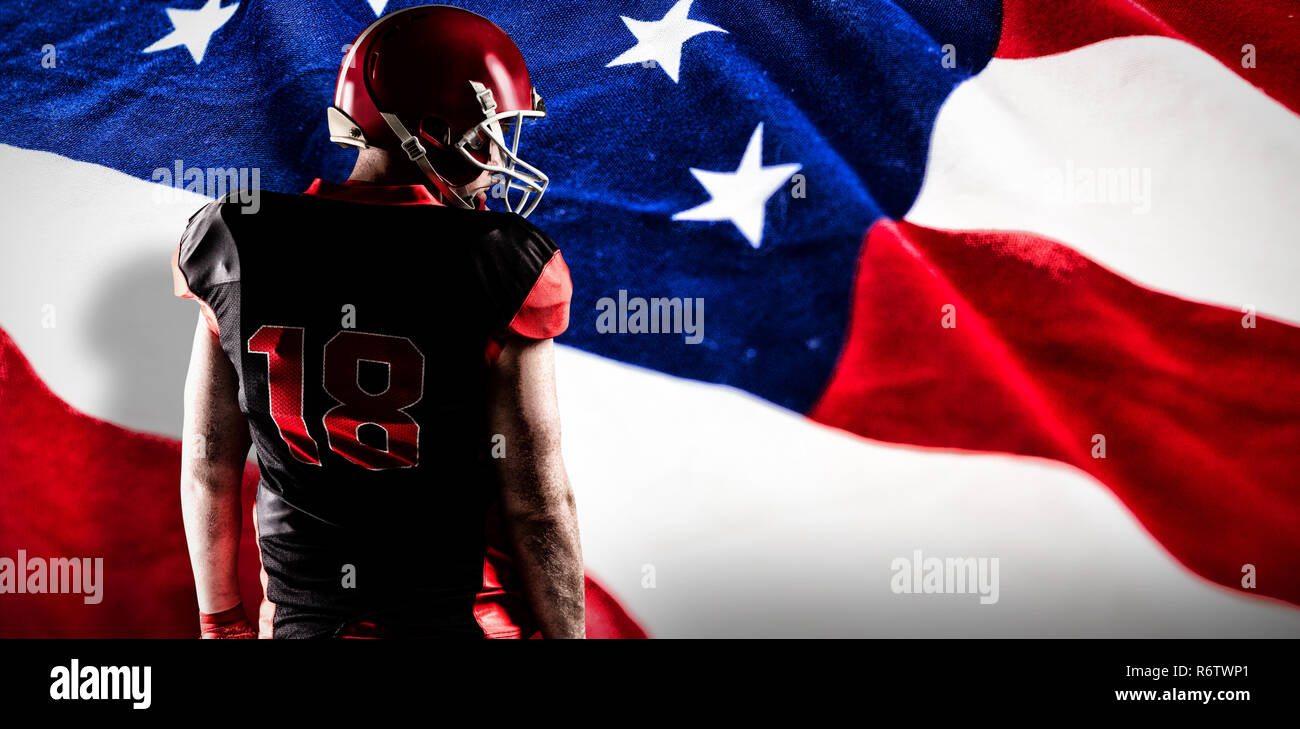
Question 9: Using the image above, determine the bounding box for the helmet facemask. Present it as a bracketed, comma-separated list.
[455, 81, 548, 218]
[377, 81, 547, 218]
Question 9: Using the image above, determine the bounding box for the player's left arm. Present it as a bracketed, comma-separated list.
[179, 314, 255, 637]
[488, 336, 585, 638]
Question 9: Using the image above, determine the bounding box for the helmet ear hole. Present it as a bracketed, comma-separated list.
[417, 117, 451, 147]
[416, 117, 481, 184]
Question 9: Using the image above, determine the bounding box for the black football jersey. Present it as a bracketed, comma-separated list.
[171, 180, 571, 638]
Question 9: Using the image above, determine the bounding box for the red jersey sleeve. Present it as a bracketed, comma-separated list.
[505, 249, 571, 340]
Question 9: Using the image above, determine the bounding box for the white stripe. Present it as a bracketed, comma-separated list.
[559, 348, 1300, 637]
[0, 144, 210, 435]
[906, 36, 1300, 323]
[2, 144, 1298, 636]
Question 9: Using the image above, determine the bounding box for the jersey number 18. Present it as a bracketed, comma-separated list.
[247, 325, 425, 470]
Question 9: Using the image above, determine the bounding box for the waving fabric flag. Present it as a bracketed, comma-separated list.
[1, 0, 1297, 637]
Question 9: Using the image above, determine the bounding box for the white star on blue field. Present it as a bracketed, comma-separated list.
[606, 0, 727, 83]
[143, 0, 239, 64]
[673, 124, 802, 249]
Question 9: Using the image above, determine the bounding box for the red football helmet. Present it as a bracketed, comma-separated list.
[329, 5, 548, 216]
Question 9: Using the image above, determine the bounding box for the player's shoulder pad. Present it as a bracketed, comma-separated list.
[475, 213, 571, 340]
[171, 197, 241, 303]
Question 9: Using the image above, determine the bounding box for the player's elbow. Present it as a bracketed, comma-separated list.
[179, 456, 244, 499]
[497, 438, 574, 523]
[501, 489, 576, 530]
[515, 410, 564, 458]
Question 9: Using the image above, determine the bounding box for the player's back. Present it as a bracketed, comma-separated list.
[172, 180, 571, 637]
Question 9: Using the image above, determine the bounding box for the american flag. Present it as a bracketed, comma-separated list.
[1, 0, 1297, 637]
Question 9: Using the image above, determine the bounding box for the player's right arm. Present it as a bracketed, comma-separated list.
[179, 314, 255, 636]
[174, 200, 256, 638]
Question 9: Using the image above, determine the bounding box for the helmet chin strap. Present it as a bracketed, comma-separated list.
[378, 112, 476, 210]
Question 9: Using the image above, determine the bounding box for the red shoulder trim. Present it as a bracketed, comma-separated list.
[171, 244, 220, 337]
[507, 250, 572, 340]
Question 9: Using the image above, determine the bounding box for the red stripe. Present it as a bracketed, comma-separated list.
[0, 326, 648, 637]
[583, 574, 649, 639]
[811, 220, 1300, 606]
[997, 0, 1300, 115]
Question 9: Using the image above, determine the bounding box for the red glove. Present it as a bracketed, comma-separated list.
[199, 603, 258, 639]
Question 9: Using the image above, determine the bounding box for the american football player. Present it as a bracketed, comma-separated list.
[173, 5, 584, 638]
